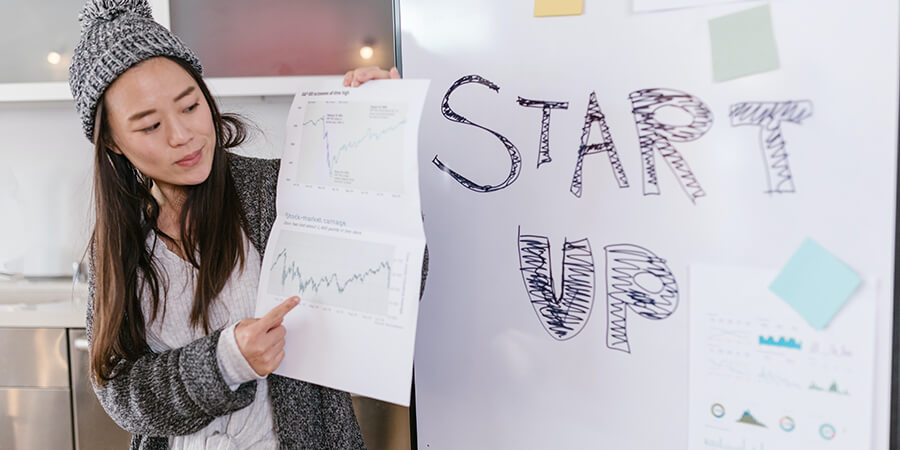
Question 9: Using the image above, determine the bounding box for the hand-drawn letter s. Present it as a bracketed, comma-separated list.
[433, 75, 522, 193]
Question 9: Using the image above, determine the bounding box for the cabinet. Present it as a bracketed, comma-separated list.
[0, 328, 73, 449]
[0, 327, 409, 449]
[0, 328, 130, 450]
[68, 329, 132, 450]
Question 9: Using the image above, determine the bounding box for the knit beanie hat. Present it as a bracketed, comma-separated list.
[68, 0, 203, 142]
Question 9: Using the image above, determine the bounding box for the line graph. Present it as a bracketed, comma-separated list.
[302, 116, 406, 177]
[266, 230, 400, 316]
[271, 249, 391, 295]
[294, 101, 408, 193]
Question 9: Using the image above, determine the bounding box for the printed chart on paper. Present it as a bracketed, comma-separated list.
[295, 101, 408, 194]
[254, 78, 429, 406]
[688, 265, 876, 450]
[266, 230, 405, 317]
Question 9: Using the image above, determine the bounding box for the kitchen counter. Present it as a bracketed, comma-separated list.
[0, 279, 88, 328]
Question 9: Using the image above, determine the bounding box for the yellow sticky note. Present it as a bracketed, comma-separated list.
[534, 0, 583, 17]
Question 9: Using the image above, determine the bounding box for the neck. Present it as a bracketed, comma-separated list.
[151, 181, 188, 237]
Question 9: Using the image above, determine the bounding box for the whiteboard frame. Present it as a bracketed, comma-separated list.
[890, 85, 900, 448]
[393, 0, 404, 78]
[391, 0, 419, 446]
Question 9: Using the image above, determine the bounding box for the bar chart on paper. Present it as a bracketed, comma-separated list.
[294, 100, 408, 194]
[266, 230, 406, 317]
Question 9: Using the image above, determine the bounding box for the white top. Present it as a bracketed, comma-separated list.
[140, 230, 278, 450]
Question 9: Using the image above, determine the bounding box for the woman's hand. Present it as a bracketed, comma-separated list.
[234, 296, 300, 376]
[343, 66, 401, 87]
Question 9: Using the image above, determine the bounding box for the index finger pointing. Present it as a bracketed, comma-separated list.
[258, 296, 299, 330]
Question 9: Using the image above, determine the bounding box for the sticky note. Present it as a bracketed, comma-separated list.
[534, 0, 583, 17]
[708, 4, 780, 82]
[769, 238, 862, 330]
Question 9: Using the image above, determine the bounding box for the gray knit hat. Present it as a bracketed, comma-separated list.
[68, 0, 203, 142]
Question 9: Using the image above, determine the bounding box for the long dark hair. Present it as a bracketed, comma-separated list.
[90, 56, 250, 384]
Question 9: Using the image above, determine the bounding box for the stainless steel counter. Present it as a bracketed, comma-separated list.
[0, 280, 87, 328]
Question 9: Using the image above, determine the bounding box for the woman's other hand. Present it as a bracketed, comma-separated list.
[234, 296, 300, 376]
[343, 66, 400, 87]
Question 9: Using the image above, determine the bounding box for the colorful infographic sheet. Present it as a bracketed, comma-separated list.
[255, 78, 429, 406]
[688, 265, 876, 450]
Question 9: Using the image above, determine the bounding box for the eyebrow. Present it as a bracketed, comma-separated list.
[127, 86, 196, 122]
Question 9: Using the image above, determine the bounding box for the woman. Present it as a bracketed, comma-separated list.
[69, 0, 400, 448]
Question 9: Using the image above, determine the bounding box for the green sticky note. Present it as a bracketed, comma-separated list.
[708, 4, 780, 82]
[769, 238, 862, 330]
[534, 0, 583, 17]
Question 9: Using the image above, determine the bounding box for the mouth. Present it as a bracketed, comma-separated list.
[176, 149, 203, 167]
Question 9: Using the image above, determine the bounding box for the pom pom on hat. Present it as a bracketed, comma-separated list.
[78, 0, 154, 32]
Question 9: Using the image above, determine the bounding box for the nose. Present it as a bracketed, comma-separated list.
[166, 116, 193, 148]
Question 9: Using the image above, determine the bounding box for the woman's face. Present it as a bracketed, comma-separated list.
[103, 57, 215, 191]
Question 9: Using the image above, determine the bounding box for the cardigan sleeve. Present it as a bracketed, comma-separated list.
[216, 321, 266, 390]
[85, 255, 257, 437]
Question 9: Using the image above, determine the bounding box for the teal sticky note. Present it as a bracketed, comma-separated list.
[769, 239, 862, 330]
[708, 5, 780, 82]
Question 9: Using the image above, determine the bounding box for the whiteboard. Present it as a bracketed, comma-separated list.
[400, 1, 898, 449]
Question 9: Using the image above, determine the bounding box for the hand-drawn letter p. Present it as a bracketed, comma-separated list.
[605, 244, 679, 353]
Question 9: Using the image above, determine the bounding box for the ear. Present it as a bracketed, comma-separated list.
[104, 130, 123, 155]
[106, 143, 124, 155]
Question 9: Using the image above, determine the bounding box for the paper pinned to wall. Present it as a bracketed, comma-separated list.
[689, 265, 876, 450]
[708, 4, 780, 82]
[769, 238, 862, 330]
[534, 0, 583, 17]
[633, 0, 756, 13]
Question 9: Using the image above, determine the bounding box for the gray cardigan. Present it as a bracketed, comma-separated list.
[86, 153, 372, 449]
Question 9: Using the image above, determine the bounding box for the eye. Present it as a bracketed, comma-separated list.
[141, 123, 160, 133]
[185, 102, 199, 113]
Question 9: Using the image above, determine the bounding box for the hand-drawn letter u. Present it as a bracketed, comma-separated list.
[517, 227, 595, 341]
